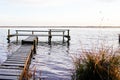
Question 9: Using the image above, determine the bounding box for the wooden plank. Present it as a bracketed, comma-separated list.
[10, 34, 68, 37]
[4, 61, 25, 64]
[17, 45, 32, 49]
[2, 63, 25, 67]
[12, 53, 29, 56]
[16, 30, 49, 32]
[13, 49, 32, 54]
[8, 54, 28, 58]
[0, 75, 19, 80]
[14, 48, 32, 53]
[7, 58, 26, 61]
[0, 72, 20, 76]
[0, 66, 22, 69]
[0, 69, 22, 76]
[7, 56, 27, 59]
[16, 29, 68, 32]
[3, 61, 25, 65]
[0, 68, 22, 73]
[6, 57, 26, 60]
[9, 54, 28, 57]
[8, 56, 28, 58]
[50, 29, 69, 32]
[13, 51, 31, 55]
[15, 47, 32, 51]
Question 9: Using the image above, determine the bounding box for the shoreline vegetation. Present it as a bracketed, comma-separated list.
[72, 46, 120, 80]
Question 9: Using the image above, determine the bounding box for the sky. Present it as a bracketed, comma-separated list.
[0, 0, 120, 26]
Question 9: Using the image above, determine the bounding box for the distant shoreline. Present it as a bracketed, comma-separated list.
[0, 26, 120, 28]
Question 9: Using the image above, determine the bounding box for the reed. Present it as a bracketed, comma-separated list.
[72, 46, 120, 80]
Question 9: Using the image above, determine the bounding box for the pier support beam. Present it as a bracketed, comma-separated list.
[48, 29, 52, 45]
[32, 31, 34, 35]
[36, 37, 38, 45]
[63, 31, 65, 43]
[33, 40, 36, 54]
[67, 30, 70, 46]
[16, 30, 18, 43]
[7, 29, 10, 43]
[119, 34, 120, 44]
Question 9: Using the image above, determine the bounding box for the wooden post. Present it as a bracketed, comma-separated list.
[48, 29, 52, 45]
[68, 30, 69, 37]
[67, 30, 70, 46]
[7, 29, 10, 43]
[16, 30, 18, 43]
[63, 31, 65, 43]
[119, 34, 120, 44]
[36, 37, 38, 45]
[32, 31, 34, 35]
[33, 40, 36, 54]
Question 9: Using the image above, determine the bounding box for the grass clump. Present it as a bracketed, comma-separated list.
[72, 46, 120, 80]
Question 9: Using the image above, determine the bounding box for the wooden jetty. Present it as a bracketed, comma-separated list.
[7, 29, 70, 45]
[0, 36, 38, 80]
[0, 29, 71, 80]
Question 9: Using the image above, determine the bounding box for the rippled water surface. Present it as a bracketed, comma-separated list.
[0, 28, 120, 80]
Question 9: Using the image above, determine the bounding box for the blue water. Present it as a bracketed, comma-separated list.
[0, 28, 120, 80]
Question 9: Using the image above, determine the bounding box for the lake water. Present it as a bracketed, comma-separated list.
[0, 28, 120, 80]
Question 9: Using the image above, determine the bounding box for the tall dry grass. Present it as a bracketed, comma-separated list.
[72, 46, 120, 80]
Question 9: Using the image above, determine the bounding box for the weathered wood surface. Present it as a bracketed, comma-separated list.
[6, 58, 26, 62]
[10, 34, 69, 37]
[7, 29, 70, 47]
[2, 62, 25, 67]
[16, 29, 69, 32]
[0, 68, 22, 75]
[0, 66, 22, 69]
[0, 75, 19, 80]
[0, 68, 22, 80]
[0, 36, 37, 80]
[22, 36, 38, 45]
[3, 61, 25, 64]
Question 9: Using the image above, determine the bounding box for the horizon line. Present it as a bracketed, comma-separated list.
[0, 26, 120, 28]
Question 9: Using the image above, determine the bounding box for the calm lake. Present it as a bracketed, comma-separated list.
[0, 28, 120, 80]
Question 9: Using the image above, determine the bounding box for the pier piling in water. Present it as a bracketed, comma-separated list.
[48, 29, 52, 45]
[16, 30, 18, 43]
[63, 31, 65, 43]
[7, 29, 10, 43]
[119, 35, 120, 44]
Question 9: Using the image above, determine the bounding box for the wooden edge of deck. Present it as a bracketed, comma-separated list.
[19, 45, 34, 80]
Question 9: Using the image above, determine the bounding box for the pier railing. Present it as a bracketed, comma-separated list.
[7, 29, 70, 45]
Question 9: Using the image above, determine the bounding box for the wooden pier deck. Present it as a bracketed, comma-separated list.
[0, 36, 38, 80]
